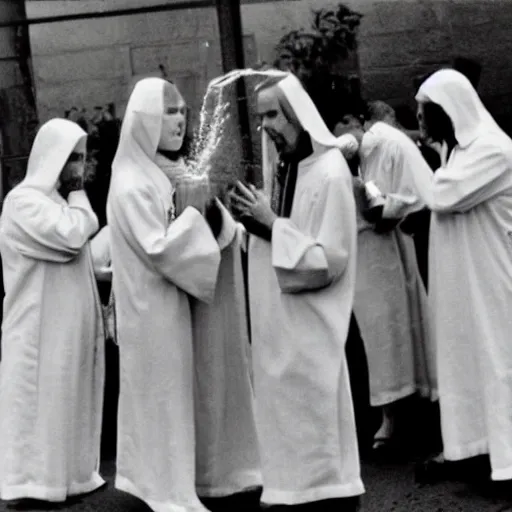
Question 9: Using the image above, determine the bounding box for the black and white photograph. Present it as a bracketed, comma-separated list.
[0, 1, 512, 511]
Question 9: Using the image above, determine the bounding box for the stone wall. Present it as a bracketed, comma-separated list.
[25, 0, 512, 130]
[0, 1, 38, 196]
[295, 0, 512, 129]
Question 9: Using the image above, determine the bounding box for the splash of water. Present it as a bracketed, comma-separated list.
[184, 68, 288, 179]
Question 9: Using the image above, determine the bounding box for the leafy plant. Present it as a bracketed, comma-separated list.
[274, 3, 363, 130]
[275, 3, 363, 82]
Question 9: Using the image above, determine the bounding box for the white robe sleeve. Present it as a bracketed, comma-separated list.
[337, 133, 359, 160]
[409, 141, 511, 213]
[90, 225, 112, 282]
[382, 140, 427, 219]
[271, 165, 354, 293]
[114, 187, 221, 303]
[3, 189, 99, 263]
[215, 199, 238, 251]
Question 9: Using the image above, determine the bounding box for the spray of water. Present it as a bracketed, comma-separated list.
[184, 68, 289, 179]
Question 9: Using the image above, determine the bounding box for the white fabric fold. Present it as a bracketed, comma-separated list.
[0, 118, 105, 502]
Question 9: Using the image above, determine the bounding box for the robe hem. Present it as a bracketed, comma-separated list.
[260, 480, 365, 505]
[444, 440, 512, 481]
[0, 472, 105, 502]
[370, 384, 416, 407]
[443, 437, 488, 462]
[115, 474, 208, 512]
[491, 466, 512, 481]
[195, 470, 263, 498]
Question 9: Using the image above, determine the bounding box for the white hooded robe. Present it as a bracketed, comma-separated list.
[248, 74, 364, 505]
[107, 78, 221, 512]
[155, 153, 263, 498]
[353, 121, 437, 407]
[413, 69, 512, 480]
[0, 119, 105, 502]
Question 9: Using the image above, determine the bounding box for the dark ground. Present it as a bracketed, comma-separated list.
[2, 334, 511, 511]
[1, 456, 511, 512]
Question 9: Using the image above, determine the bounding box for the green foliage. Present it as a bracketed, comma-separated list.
[273, 3, 363, 129]
[275, 3, 363, 82]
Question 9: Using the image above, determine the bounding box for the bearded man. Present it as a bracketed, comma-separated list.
[230, 73, 364, 511]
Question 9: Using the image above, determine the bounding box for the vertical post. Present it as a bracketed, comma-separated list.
[214, 0, 255, 183]
[215, 0, 254, 343]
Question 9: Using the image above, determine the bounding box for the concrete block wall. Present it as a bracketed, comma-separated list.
[25, 0, 512, 129]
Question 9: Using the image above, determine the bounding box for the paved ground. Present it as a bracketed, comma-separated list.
[1, 457, 511, 512]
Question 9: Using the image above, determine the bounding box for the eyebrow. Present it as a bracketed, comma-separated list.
[257, 108, 278, 117]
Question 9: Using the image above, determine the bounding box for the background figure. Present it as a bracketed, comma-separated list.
[0, 119, 105, 502]
[346, 116, 437, 455]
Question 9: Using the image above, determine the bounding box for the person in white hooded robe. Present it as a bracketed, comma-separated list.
[338, 114, 437, 453]
[107, 77, 224, 512]
[149, 78, 263, 506]
[230, 73, 364, 511]
[0, 118, 105, 502]
[409, 69, 512, 486]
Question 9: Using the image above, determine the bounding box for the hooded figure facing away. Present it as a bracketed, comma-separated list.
[411, 69, 512, 483]
[230, 73, 364, 510]
[348, 120, 437, 452]
[0, 119, 105, 502]
[107, 78, 221, 512]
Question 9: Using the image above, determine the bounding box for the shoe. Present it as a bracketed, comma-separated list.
[414, 456, 449, 485]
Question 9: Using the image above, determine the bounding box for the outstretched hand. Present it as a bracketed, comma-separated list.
[229, 181, 277, 229]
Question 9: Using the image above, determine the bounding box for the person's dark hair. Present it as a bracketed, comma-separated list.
[394, 105, 419, 130]
[337, 100, 370, 125]
[422, 102, 456, 145]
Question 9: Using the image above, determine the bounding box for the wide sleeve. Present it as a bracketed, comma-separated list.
[408, 141, 512, 213]
[2, 189, 99, 263]
[271, 157, 355, 293]
[113, 186, 221, 303]
[337, 133, 359, 160]
[90, 225, 112, 281]
[381, 140, 427, 219]
[215, 198, 238, 251]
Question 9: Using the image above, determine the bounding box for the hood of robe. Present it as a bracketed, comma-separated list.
[15, 118, 87, 195]
[260, 73, 351, 194]
[110, 77, 175, 200]
[416, 69, 503, 148]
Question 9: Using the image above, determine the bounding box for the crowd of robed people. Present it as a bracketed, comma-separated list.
[0, 66, 511, 512]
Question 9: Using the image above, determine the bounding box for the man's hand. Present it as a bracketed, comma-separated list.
[229, 181, 277, 229]
[59, 172, 84, 199]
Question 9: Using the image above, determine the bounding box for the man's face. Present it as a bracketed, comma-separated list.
[159, 82, 187, 152]
[417, 101, 454, 143]
[60, 136, 86, 183]
[257, 86, 301, 156]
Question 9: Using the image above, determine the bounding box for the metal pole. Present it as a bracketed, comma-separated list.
[214, 0, 255, 183]
[0, 0, 215, 28]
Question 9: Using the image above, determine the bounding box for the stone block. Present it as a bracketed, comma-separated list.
[35, 78, 129, 123]
[33, 47, 131, 86]
[28, 8, 218, 56]
[0, 28, 15, 59]
[359, 29, 452, 69]
[478, 66, 512, 98]
[361, 63, 445, 103]
[361, 0, 441, 35]
[450, 22, 501, 61]
[444, 0, 493, 27]
[0, 61, 21, 89]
